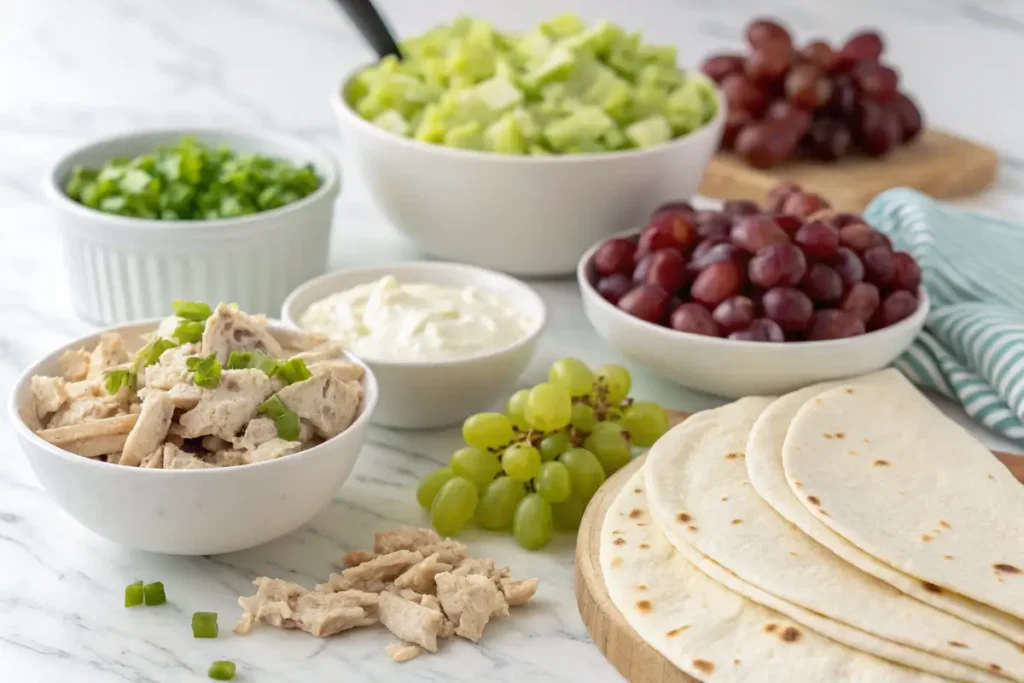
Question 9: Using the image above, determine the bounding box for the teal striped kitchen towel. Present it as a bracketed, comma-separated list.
[865, 188, 1024, 445]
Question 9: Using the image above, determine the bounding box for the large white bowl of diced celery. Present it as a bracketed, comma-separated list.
[332, 14, 725, 276]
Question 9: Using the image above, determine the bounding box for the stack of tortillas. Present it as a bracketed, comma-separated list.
[599, 369, 1024, 682]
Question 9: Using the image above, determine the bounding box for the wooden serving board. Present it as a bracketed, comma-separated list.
[574, 410, 1024, 683]
[698, 129, 999, 212]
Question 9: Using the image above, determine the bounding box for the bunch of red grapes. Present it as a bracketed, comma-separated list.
[701, 18, 924, 168]
[591, 184, 922, 342]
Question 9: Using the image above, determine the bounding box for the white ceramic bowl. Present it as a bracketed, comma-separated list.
[44, 128, 342, 325]
[331, 66, 725, 276]
[578, 233, 930, 398]
[8, 320, 378, 555]
[283, 262, 545, 429]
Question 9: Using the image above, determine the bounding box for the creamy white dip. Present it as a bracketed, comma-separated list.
[298, 275, 535, 362]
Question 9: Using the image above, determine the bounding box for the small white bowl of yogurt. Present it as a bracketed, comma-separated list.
[282, 262, 546, 429]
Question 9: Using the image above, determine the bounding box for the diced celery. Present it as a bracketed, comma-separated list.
[560, 20, 624, 57]
[484, 114, 527, 154]
[543, 106, 615, 151]
[540, 13, 586, 39]
[523, 46, 576, 88]
[472, 75, 524, 112]
[626, 115, 672, 148]
[444, 121, 484, 149]
[601, 127, 629, 150]
[372, 110, 411, 137]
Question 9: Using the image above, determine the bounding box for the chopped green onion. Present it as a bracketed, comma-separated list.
[274, 358, 312, 385]
[137, 337, 179, 367]
[192, 612, 219, 638]
[104, 369, 137, 395]
[124, 581, 144, 607]
[257, 394, 288, 420]
[173, 320, 205, 344]
[225, 351, 252, 370]
[250, 351, 280, 375]
[172, 299, 213, 322]
[143, 581, 166, 606]
[188, 355, 222, 389]
[275, 411, 301, 441]
[208, 661, 236, 680]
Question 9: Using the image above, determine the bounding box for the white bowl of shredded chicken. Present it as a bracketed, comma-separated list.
[7, 302, 378, 555]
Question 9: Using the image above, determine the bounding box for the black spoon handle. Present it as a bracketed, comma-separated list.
[332, 0, 401, 60]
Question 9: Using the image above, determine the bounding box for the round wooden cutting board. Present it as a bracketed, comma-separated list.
[574, 453, 703, 683]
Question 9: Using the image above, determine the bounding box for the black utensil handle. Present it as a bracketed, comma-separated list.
[333, 0, 401, 60]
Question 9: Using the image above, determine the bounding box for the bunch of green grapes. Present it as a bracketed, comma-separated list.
[417, 359, 670, 550]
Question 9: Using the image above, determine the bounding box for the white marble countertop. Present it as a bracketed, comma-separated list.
[2, 0, 1023, 681]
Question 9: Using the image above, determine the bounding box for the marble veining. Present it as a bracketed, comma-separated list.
[1, 0, 1022, 680]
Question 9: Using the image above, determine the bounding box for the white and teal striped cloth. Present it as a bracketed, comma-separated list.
[865, 188, 1024, 446]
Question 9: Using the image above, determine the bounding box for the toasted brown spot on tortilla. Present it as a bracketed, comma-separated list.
[721, 496, 729, 502]
[991, 664, 1003, 672]
[949, 641, 968, 648]
[733, 659, 741, 665]
[693, 659, 715, 674]
[636, 600, 652, 613]
[633, 487, 642, 494]
[944, 555, 955, 560]
[823, 433, 834, 440]
[636, 584, 647, 591]
[725, 451, 743, 459]
[764, 623, 777, 633]
[921, 535, 934, 542]
[676, 512, 692, 523]
[794, 481, 803, 488]
[989, 474, 995, 480]
[731, 519, 743, 525]
[845, 388, 854, 394]
[781, 626, 801, 642]
[939, 520, 951, 529]
[864, 438, 871, 443]
[807, 495, 821, 506]
[789, 551, 799, 557]
[819, 509, 830, 517]
[628, 508, 643, 519]
[874, 459, 890, 467]
[665, 625, 690, 637]
[636, 522, 649, 527]
[815, 398, 822, 404]
[687, 525, 699, 532]
[848, 449, 857, 456]
[613, 537, 626, 546]
[922, 581, 943, 593]
[835, 431, 845, 439]
[995, 564, 1022, 574]
[611, 529, 623, 534]
[611, 556, 623, 568]
[639, 543, 650, 549]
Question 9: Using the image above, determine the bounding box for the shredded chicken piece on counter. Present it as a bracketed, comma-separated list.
[318, 550, 424, 593]
[394, 553, 453, 594]
[386, 641, 423, 663]
[435, 572, 510, 643]
[372, 528, 470, 566]
[341, 549, 377, 567]
[377, 592, 443, 652]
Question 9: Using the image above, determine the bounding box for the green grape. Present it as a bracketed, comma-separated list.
[476, 476, 527, 530]
[450, 447, 501, 490]
[513, 493, 554, 550]
[559, 447, 606, 501]
[417, 467, 454, 509]
[584, 421, 632, 475]
[462, 412, 514, 450]
[525, 382, 572, 432]
[503, 443, 542, 482]
[552, 491, 585, 531]
[621, 400, 670, 447]
[548, 357, 594, 397]
[536, 461, 572, 503]
[595, 364, 632, 404]
[430, 477, 478, 536]
[539, 432, 571, 461]
[570, 403, 598, 432]
[505, 389, 531, 430]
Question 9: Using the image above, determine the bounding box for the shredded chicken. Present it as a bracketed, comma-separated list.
[386, 641, 424, 663]
[245, 438, 302, 464]
[394, 553, 453, 594]
[87, 333, 130, 378]
[59, 349, 90, 382]
[499, 577, 539, 607]
[341, 549, 377, 567]
[162, 443, 214, 469]
[177, 370, 273, 440]
[234, 578, 378, 638]
[276, 369, 362, 439]
[205, 449, 248, 467]
[373, 529, 470, 566]
[201, 303, 284, 363]
[120, 390, 174, 466]
[318, 550, 424, 593]
[231, 417, 278, 451]
[435, 572, 510, 642]
[32, 376, 67, 419]
[377, 592, 443, 652]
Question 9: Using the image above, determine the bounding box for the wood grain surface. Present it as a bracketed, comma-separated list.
[575, 410, 1023, 683]
[698, 129, 999, 212]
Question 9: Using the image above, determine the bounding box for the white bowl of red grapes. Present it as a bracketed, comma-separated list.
[701, 17, 923, 167]
[577, 183, 929, 398]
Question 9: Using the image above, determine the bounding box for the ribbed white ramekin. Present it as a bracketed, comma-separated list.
[44, 129, 341, 324]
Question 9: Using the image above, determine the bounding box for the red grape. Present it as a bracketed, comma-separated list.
[785, 63, 833, 109]
[691, 260, 743, 307]
[891, 251, 922, 292]
[762, 287, 814, 332]
[645, 248, 689, 293]
[696, 213, 732, 239]
[596, 274, 633, 305]
[671, 303, 721, 337]
[633, 253, 654, 283]
[749, 243, 808, 288]
[729, 318, 785, 342]
[730, 215, 789, 252]
[838, 222, 886, 252]
[638, 214, 697, 256]
[853, 62, 899, 101]
[807, 309, 866, 340]
[873, 290, 918, 328]
[801, 263, 844, 302]
[841, 31, 885, 67]
[894, 92, 923, 143]
[735, 122, 799, 168]
[712, 296, 756, 332]
[721, 74, 767, 117]
[723, 108, 754, 148]
[831, 247, 865, 288]
[593, 238, 637, 277]
[767, 182, 801, 212]
[781, 192, 830, 219]
[745, 43, 792, 83]
[826, 74, 858, 118]
[746, 18, 793, 50]
[862, 245, 896, 287]
[828, 212, 864, 229]
[801, 40, 840, 71]
[667, 296, 684, 316]
[701, 54, 746, 83]
[766, 100, 812, 137]
[651, 201, 695, 221]
[690, 242, 746, 270]
[794, 220, 840, 259]
[856, 99, 902, 157]
[805, 118, 852, 161]
[723, 200, 763, 217]
[773, 214, 804, 236]
[840, 282, 881, 322]
[618, 285, 669, 323]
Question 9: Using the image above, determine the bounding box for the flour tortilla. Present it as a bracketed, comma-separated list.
[600, 467, 942, 682]
[644, 398, 1019, 682]
[747, 376, 1024, 645]
[783, 370, 1024, 622]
